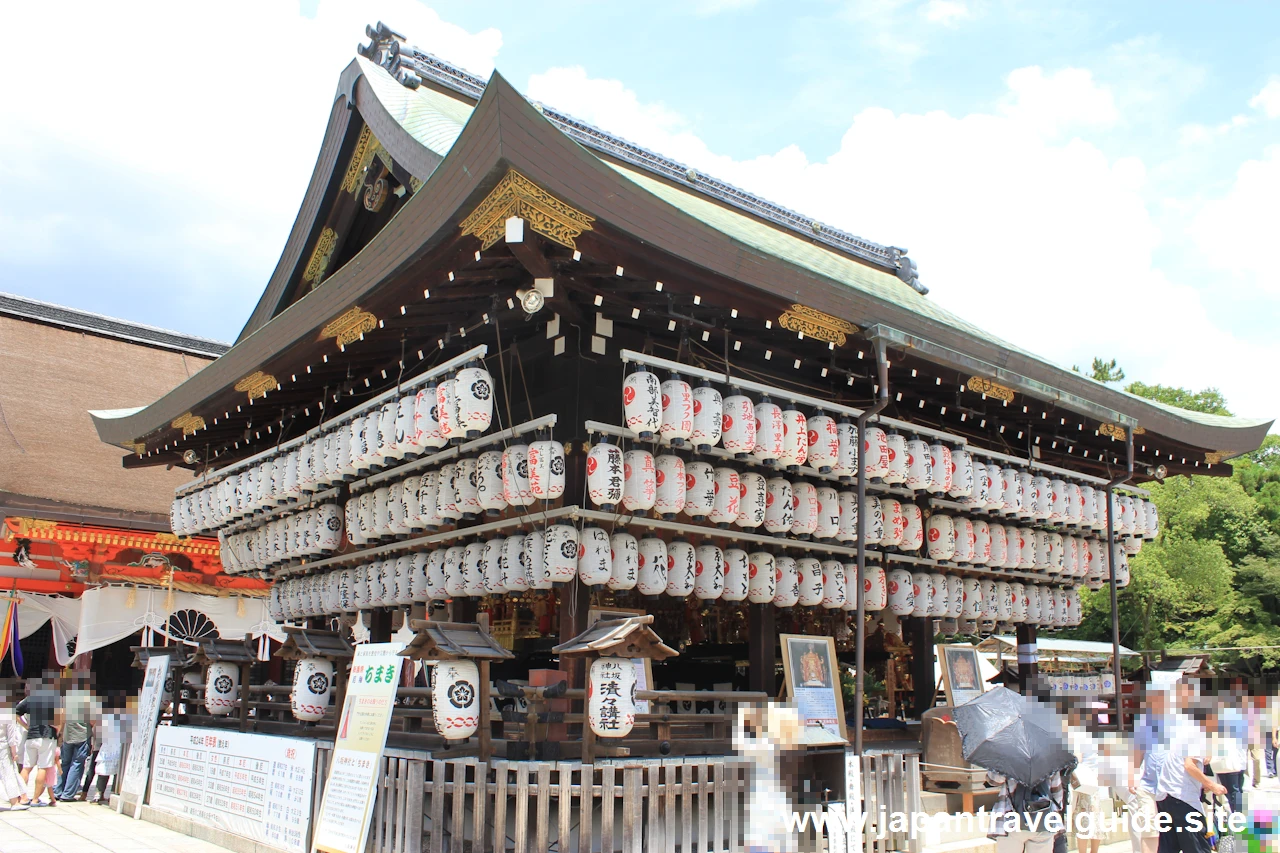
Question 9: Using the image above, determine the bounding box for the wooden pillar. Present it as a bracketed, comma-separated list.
[369, 609, 393, 644]
[748, 604, 777, 695]
[911, 616, 935, 717]
[558, 578, 590, 689]
[1016, 623, 1038, 694]
[239, 661, 252, 732]
[478, 660, 492, 760]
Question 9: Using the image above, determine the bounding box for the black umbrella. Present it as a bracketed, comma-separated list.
[951, 686, 1076, 786]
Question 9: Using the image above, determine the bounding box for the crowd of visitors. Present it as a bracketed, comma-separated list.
[0, 671, 132, 810]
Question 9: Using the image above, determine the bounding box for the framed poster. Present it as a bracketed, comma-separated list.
[938, 644, 986, 707]
[118, 653, 170, 818]
[587, 607, 654, 713]
[780, 634, 848, 746]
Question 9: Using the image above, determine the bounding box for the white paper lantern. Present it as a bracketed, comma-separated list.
[434, 465, 462, 523]
[544, 524, 579, 583]
[1131, 498, 1147, 537]
[780, 409, 808, 469]
[790, 481, 818, 538]
[622, 450, 657, 513]
[927, 444, 952, 494]
[443, 546, 467, 597]
[432, 660, 480, 740]
[436, 378, 462, 443]
[900, 503, 924, 552]
[837, 491, 859, 543]
[476, 451, 508, 514]
[880, 498, 904, 547]
[455, 365, 494, 438]
[753, 400, 784, 464]
[980, 464, 1003, 512]
[905, 438, 932, 491]
[684, 461, 716, 520]
[881, 431, 907, 485]
[863, 496, 884, 545]
[796, 557, 823, 607]
[608, 532, 639, 591]
[1093, 488, 1109, 531]
[972, 520, 991, 564]
[814, 486, 840, 541]
[205, 662, 239, 716]
[721, 395, 757, 457]
[1033, 531, 1052, 570]
[484, 539, 506, 595]
[586, 441, 623, 510]
[928, 573, 948, 617]
[578, 527, 612, 586]
[410, 552, 431, 601]
[455, 458, 482, 519]
[864, 426, 890, 480]
[1079, 485, 1096, 527]
[660, 376, 693, 446]
[503, 535, 529, 593]
[910, 572, 932, 617]
[952, 518, 974, 563]
[748, 551, 776, 604]
[623, 368, 662, 438]
[821, 561, 845, 609]
[1115, 551, 1131, 588]
[376, 403, 397, 463]
[994, 582, 1013, 622]
[316, 503, 343, 552]
[292, 657, 334, 722]
[691, 384, 723, 451]
[989, 523, 1008, 567]
[525, 530, 549, 590]
[709, 467, 741, 526]
[413, 386, 446, 451]
[1143, 500, 1159, 541]
[773, 556, 799, 607]
[964, 463, 989, 508]
[1065, 587, 1082, 626]
[502, 445, 534, 507]
[737, 473, 767, 530]
[528, 440, 566, 501]
[695, 545, 725, 600]
[1022, 584, 1041, 624]
[654, 455, 686, 518]
[587, 657, 637, 738]
[957, 578, 979, 620]
[948, 450, 974, 499]
[666, 540, 696, 598]
[1030, 476, 1052, 521]
[835, 420, 858, 480]
[807, 415, 840, 474]
[416, 472, 442, 531]
[863, 565, 887, 611]
[945, 575, 963, 619]
[887, 568, 914, 616]
[764, 478, 794, 534]
[461, 543, 486, 597]
[722, 548, 750, 602]
[637, 538, 669, 595]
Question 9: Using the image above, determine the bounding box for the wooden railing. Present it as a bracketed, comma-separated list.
[858, 753, 924, 853]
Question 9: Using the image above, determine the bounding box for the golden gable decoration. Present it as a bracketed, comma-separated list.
[460, 169, 595, 250]
[1205, 451, 1227, 465]
[778, 304, 858, 346]
[234, 371, 278, 402]
[968, 376, 1016, 403]
[171, 412, 205, 436]
[1098, 423, 1128, 441]
[303, 227, 338, 288]
[321, 306, 378, 347]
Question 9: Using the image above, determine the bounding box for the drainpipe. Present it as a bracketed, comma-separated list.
[1104, 428, 1135, 732]
[854, 339, 890, 756]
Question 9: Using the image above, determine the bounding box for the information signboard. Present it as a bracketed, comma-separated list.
[118, 654, 170, 818]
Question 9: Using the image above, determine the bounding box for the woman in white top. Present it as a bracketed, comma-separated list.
[0, 682, 32, 809]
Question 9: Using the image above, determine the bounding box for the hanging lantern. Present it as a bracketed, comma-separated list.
[1022, 584, 1041, 624]
[432, 660, 480, 740]
[821, 561, 846, 609]
[1041, 586, 1057, 626]
[1045, 479, 1066, 524]
[709, 467, 742, 526]
[544, 524, 580, 583]
[737, 472, 767, 530]
[315, 504, 343, 553]
[779, 409, 808, 470]
[948, 450, 974, 499]
[1032, 531, 1051, 571]
[721, 395, 757, 457]
[979, 580, 999, 622]
[455, 364, 494, 438]
[587, 657, 637, 738]
[1119, 496, 1136, 535]
[863, 426, 890, 480]
[763, 477, 794, 534]
[1015, 471, 1034, 519]
[503, 535, 529, 593]
[623, 367, 662, 438]
[501, 445, 534, 508]
[979, 464, 1002, 512]
[684, 461, 716, 521]
[390, 395, 415, 459]
[455, 458, 482, 520]
[409, 552, 431, 602]
[900, 503, 923, 551]
[524, 530, 550, 590]
[722, 548, 749, 602]
[369, 486, 392, 539]
[1130, 498, 1147, 538]
[1065, 587, 1082, 626]
[752, 399, 784, 464]
[863, 496, 884, 545]
[747, 552, 776, 604]
[904, 438, 932, 491]
[528, 440, 567, 502]
[577, 527, 612, 586]
[205, 662, 240, 716]
[398, 478, 423, 535]
[814, 486, 840, 541]
[1062, 483, 1082, 525]
[416, 471, 442, 531]
[440, 547, 464, 598]
[694, 545, 725, 600]
[291, 657, 334, 722]
[1008, 582, 1027, 623]
[926, 444, 952, 494]
[606, 531, 639, 592]
[945, 576, 964, 619]
[879, 498, 905, 547]
[660, 375, 693, 446]
[476, 451, 507, 515]
[972, 520, 991, 564]
[958, 578, 980, 620]
[964, 462, 989, 508]
[835, 419, 858, 481]
[1079, 485, 1097, 527]
[462, 543, 487, 597]
[434, 465, 462, 524]
[637, 538, 669, 595]
[377, 403, 398, 463]
[1143, 500, 1159, 541]
[773, 556, 799, 608]
[1029, 476, 1052, 521]
[691, 384, 723, 451]
[790, 481, 819, 538]
[910, 572, 932, 617]
[863, 565, 887, 611]
[483, 539, 506, 595]
[586, 440, 624, 510]
[666, 540, 696, 598]
[1094, 489, 1109, 531]
[989, 524, 1008, 567]
[796, 557, 823, 607]
[1115, 551, 1131, 588]
[1064, 536, 1081, 576]
[436, 378, 463, 443]
[887, 568, 914, 616]
[928, 573, 948, 618]
[413, 385, 447, 450]
[654, 455, 686, 518]
[807, 415, 840, 474]
[993, 582, 1013, 622]
[836, 491, 859, 543]
[952, 518, 974, 563]
[998, 467, 1019, 515]
[882, 432, 907, 485]
[622, 450, 657, 513]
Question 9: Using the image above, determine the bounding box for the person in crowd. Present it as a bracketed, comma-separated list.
[1125, 684, 1170, 853]
[1246, 691, 1267, 787]
[15, 672, 62, 807]
[1268, 692, 1280, 780]
[54, 673, 96, 801]
[1155, 702, 1225, 853]
[0, 681, 31, 810]
[987, 768, 1067, 853]
[1066, 705, 1105, 853]
[1213, 697, 1249, 818]
[87, 696, 128, 806]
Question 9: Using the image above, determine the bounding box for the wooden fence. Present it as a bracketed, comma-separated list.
[857, 753, 924, 853]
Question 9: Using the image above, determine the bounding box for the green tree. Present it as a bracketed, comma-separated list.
[1072, 357, 1126, 383]
[1124, 381, 1232, 416]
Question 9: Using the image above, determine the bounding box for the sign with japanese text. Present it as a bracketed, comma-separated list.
[119, 654, 169, 818]
[311, 643, 404, 853]
[148, 726, 317, 853]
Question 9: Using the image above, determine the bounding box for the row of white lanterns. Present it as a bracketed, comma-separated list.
[218, 504, 343, 574]
[171, 363, 496, 537]
[203, 657, 335, 723]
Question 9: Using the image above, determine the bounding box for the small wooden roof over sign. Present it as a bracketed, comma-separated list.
[552, 614, 679, 660]
[130, 645, 192, 670]
[192, 639, 258, 667]
[399, 620, 515, 662]
[278, 626, 355, 661]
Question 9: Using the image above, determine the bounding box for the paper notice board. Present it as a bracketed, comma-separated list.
[118, 654, 170, 818]
[311, 643, 405, 853]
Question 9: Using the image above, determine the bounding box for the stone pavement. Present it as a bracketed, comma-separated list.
[0, 800, 236, 853]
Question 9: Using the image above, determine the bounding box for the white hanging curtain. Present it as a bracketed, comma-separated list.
[15, 594, 84, 666]
[75, 587, 284, 659]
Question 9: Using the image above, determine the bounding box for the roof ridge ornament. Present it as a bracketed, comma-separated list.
[460, 169, 595, 251]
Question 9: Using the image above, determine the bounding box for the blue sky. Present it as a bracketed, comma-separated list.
[1, 1, 1277, 421]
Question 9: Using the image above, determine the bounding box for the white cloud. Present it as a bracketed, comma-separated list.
[526, 63, 1276, 421]
[1250, 78, 1280, 118]
[922, 0, 972, 26]
[1188, 145, 1280, 295]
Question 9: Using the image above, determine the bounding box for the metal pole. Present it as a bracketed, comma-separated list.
[854, 340, 889, 756]
[1104, 428, 1135, 732]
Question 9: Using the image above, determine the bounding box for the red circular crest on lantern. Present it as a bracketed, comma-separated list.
[586, 457, 598, 475]
[623, 386, 636, 405]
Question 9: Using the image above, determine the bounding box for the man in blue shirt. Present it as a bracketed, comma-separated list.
[1154, 704, 1224, 853]
[1127, 685, 1171, 853]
